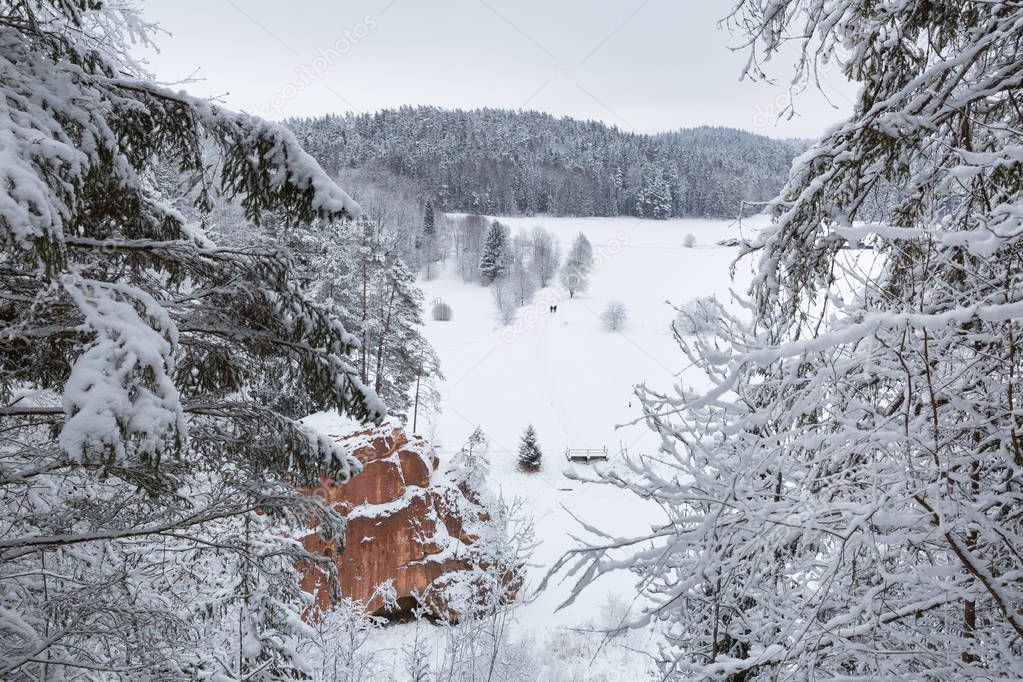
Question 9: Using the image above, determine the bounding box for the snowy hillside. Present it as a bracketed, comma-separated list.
[290, 109, 805, 219]
[405, 215, 769, 674]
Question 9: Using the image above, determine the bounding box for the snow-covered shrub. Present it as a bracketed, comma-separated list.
[432, 299, 454, 321]
[306, 582, 397, 680]
[426, 498, 535, 682]
[600, 301, 628, 332]
[447, 427, 490, 493]
[673, 296, 723, 336]
[401, 617, 434, 682]
[682, 232, 696, 248]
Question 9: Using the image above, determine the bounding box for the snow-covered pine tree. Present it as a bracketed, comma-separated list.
[366, 256, 439, 413]
[638, 166, 673, 219]
[479, 220, 510, 284]
[648, 172, 673, 219]
[420, 199, 440, 278]
[467, 425, 488, 454]
[517, 426, 543, 471]
[423, 199, 436, 237]
[0, 3, 384, 677]
[559, 2, 1023, 679]
[559, 232, 593, 297]
[294, 218, 441, 420]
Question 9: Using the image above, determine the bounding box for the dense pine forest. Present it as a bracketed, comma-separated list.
[288, 108, 805, 218]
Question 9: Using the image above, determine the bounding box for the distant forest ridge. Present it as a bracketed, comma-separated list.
[287, 107, 808, 219]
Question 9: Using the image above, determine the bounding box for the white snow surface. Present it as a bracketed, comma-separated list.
[411, 215, 764, 673]
[302, 215, 767, 677]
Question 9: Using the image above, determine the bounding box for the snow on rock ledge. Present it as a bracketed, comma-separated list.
[299, 420, 482, 618]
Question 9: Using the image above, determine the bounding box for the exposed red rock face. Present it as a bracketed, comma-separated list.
[300, 425, 481, 618]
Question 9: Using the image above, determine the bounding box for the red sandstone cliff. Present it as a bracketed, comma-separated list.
[300, 423, 483, 617]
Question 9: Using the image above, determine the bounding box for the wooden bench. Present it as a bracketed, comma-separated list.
[565, 447, 608, 462]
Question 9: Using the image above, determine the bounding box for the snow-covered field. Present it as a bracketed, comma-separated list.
[408, 214, 769, 674]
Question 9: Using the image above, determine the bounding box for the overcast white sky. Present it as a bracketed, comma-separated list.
[139, 0, 856, 139]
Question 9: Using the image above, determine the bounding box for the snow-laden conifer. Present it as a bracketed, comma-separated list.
[479, 220, 510, 284]
[517, 425, 543, 471]
[0, 3, 386, 676]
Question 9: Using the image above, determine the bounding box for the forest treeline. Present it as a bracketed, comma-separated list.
[288, 107, 806, 219]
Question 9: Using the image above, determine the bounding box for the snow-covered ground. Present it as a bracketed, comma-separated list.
[405, 214, 769, 675]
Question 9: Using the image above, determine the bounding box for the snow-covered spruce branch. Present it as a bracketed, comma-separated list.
[0, 2, 392, 677]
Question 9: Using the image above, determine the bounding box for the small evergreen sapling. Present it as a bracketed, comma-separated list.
[517, 425, 543, 471]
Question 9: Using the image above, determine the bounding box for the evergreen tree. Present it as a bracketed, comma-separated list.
[466, 425, 488, 455]
[517, 425, 543, 471]
[296, 219, 441, 419]
[420, 199, 439, 278]
[423, 199, 436, 236]
[479, 220, 510, 284]
[644, 171, 673, 219]
[0, 3, 383, 676]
